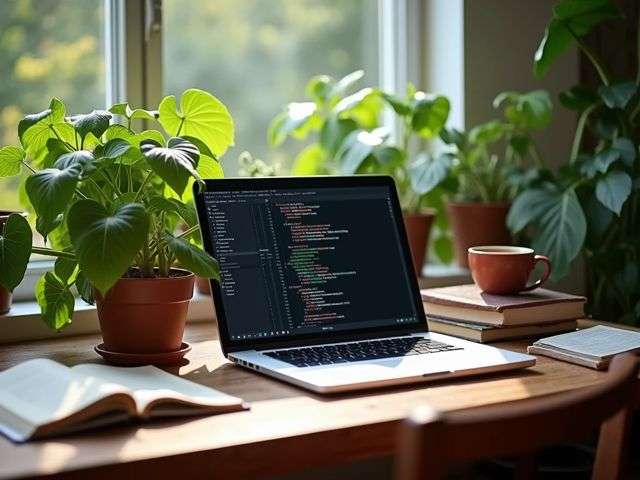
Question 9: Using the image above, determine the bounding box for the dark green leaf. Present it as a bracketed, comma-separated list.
[408, 153, 452, 195]
[584, 192, 613, 245]
[611, 137, 636, 166]
[380, 92, 412, 116]
[141, 137, 201, 197]
[596, 170, 632, 215]
[35, 272, 75, 330]
[319, 117, 358, 156]
[181, 135, 216, 160]
[70, 110, 112, 139]
[164, 233, 220, 279]
[42, 138, 73, 168]
[469, 120, 504, 144]
[54, 257, 78, 285]
[439, 128, 466, 149]
[25, 165, 82, 237]
[67, 200, 150, 294]
[0, 214, 32, 292]
[159, 89, 234, 156]
[53, 150, 96, 174]
[580, 149, 618, 178]
[74, 271, 94, 305]
[0, 146, 25, 177]
[97, 138, 133, 160]
[411, 94, 450, 138]
[559, 85, 598, 111]
[598, 82, 637, 109]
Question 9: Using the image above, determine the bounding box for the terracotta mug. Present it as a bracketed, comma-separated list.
[467, 246, 551, 295]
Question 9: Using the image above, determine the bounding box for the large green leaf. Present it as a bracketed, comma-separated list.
[319, 117, 358, 156]
[611, 137, 636, 166]
[53, 150, 96, 174]
[336, 128, 387, 174]
[74, 271, 94, 305]
[69, 110, 112, 139]
[267, 102, 317, 147]
[0, 214, 32, 292]
[141, 137, 201, 197]
[35, 272, 75, 330]
[534, 0, 622, 77]
[19, 98, 75, 157]
[599, 82, 637, 109]
[494, 90, 552, 130]
[0, 146, 25, 177]
[165, 233, 219, 279]
[67, 200, 150, 294]
[469, 120, 505, 144]
[54, 257, 78, 285]
[596, 170, 632, 215]
[25, 165, 82, 237]
[509, 186, 586, 280]
[159, 89, 234, 156]
[292, 144, 325, 175]
[408, 153, 452, 195]
[411, 94, 450, 138]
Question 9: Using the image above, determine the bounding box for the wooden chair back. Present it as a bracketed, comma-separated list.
[395, 353, 639, 480]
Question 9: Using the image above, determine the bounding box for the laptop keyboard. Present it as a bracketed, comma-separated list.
[263, 337, 462, 367]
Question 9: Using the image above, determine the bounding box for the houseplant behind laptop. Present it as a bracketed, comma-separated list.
[0, 88, 233, 358]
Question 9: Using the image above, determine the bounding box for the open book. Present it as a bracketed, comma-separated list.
[528, 325, 640, 370]
[0, 359, 248, 442]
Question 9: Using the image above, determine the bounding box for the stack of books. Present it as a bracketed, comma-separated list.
[421, 284, 585, 343]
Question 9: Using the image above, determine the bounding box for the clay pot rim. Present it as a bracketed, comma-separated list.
[469, 245, 533, 256]
[447, 201, 510, 209]
[118, 268, 195, 283]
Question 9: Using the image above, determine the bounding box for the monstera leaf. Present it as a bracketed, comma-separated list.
[67, 200, 150, 293]
[0, 214, 32, 292]
[0, 146, 25, 177]
[164, 233, 220, 279]
[25, 164, 82, 237]
[141, 137, 201, 197]
[159, 88, 234, 156]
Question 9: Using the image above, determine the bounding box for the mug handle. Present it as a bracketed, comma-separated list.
[521, 255, 552, 292]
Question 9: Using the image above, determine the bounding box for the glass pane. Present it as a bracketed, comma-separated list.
[0, 0, 106, 211]
[163, 0, 379, 174]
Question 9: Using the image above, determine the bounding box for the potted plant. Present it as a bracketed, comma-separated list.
[507, 0, 639, 324]
[0, 88, 232, 355]
[439, 90, 553, 267]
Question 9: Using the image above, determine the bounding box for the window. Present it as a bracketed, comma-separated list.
[0, 0, 107, 211]
[163, 0, 380, 173]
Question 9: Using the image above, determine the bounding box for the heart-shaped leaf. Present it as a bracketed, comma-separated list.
[35, 272, 75, 330]
[53, 150, 96, 174]
[580, 149, 619, 178]
[599, 82, 637, 109]
[0, 146, 25, 177]
[70, 110, 112, 139]
[164, 233, 219, 279]
[25, 165, 82, 237]
[67, 200, 150, 294]
[0, 214, 32, 292]
[141, 137, 201, 196]
[596, 170, 632, 215]
[19, 98, 75, 157]
[611, 137, 636, 166]
[97, 138, 133, 159]
[409, 153, 452, 195]
[411, 94, 450, 138]
[159, 88, 234, 156]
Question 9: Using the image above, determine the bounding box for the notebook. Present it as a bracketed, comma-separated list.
[421, 284, 585, 326]
[527, 326, 640, 369]
[0, 359, 248, 442]
[426, 316, 577, 343]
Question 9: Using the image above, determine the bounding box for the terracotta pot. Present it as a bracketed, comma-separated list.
[403, 211, 436, 276]
[195, 276, 211, 294]
[0, 211, 22, 315]
[447, 202, 511, 268]
[94, 269, 195, 354]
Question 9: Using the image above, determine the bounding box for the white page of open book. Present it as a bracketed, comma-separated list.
[535, 325, 640, 358]
[0, 359, 128, 434]
[71, 364, 241, 414]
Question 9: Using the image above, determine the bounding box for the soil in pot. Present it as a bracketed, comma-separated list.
[94, 269, 195, 354]
[447, 202, 511, 268]
[403, 211, 436, 276]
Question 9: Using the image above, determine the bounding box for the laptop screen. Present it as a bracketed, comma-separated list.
[199, 179, 422, 345]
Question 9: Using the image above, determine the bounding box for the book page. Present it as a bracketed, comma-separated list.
[72, 364, 244, 416]
[534, 325, 640, 359]
[0, 359, 130, 442]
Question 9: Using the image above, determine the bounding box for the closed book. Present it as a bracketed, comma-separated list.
[421, 284, 585, 327]
[426, 316, 577, 343]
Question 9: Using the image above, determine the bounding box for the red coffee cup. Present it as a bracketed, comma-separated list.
[467, 246, 551, 295]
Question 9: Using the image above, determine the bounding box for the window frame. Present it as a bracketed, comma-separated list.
[11, 0, 418, 302]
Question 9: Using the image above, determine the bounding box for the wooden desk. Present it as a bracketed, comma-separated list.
[0, 321, 612, 479]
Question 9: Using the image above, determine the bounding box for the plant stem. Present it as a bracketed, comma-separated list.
[49, 125, 75, 151]
[133, 170, 153, 202]
[176, 224, 200, 239]
[31, 246, 76, 260]
[570, 103, 598, 162]
[21, 160, 36, 174]
[175, 117, 186, 136]
[566, 23, 611, 86]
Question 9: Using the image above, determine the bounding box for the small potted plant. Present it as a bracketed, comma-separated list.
[0, 88, 232, 359]
[439, 90, 552, 267]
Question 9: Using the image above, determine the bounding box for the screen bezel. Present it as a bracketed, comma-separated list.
[193, 175, 428, 355]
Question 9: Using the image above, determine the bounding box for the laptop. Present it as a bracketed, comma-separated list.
[194, 175, 535, 393]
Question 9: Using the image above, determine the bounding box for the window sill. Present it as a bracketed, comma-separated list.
[0, 292, 216, 345]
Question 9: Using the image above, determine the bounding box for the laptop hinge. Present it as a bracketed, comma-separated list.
[252, 331, 419, 351]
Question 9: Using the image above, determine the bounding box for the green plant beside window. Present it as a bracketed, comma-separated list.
[507, 0, 640, 324]
[0, 88, 233, 330]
